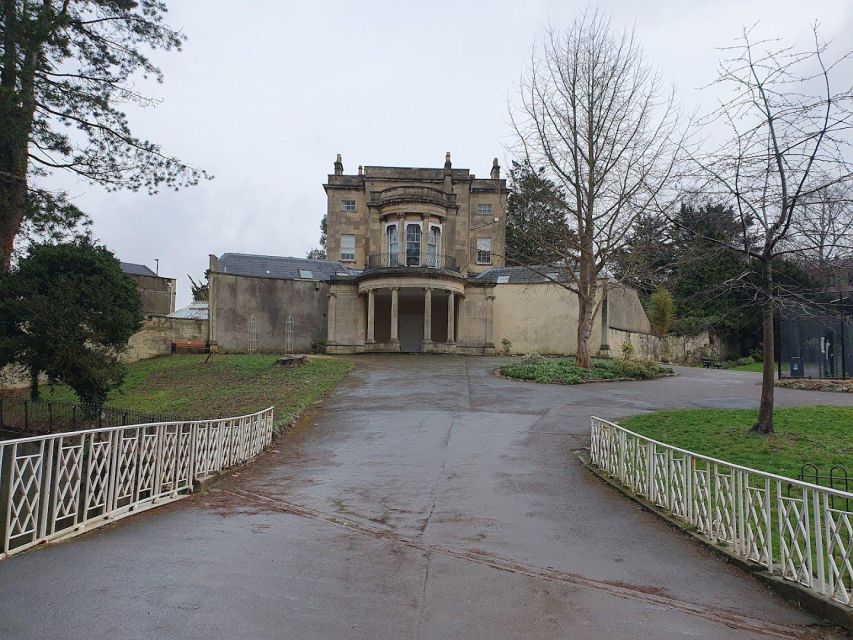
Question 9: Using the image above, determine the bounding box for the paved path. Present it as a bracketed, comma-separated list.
[1, 357, 851, 639]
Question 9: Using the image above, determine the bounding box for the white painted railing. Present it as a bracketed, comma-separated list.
[590, 416, 852, 609]
[0, 407, 275, 559]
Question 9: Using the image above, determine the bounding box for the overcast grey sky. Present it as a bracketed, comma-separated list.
[47, 0, 853, 307]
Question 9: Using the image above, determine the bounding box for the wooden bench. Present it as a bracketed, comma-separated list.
[701, 357, 722, 369]
[172, 340, 208, 354]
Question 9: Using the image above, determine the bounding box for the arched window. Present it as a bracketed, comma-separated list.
[406, 223, 421, 266]
[428, 226, 440, 267]
[386, 225, 399, 266]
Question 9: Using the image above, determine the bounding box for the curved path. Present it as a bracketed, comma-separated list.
[1, 356, 851, 639]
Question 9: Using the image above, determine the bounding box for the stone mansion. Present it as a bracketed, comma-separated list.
[206, 154, 652, 356]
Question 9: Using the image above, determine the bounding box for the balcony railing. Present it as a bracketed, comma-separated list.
[366, 253, 459, 272]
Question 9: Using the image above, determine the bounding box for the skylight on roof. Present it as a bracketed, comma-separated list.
[298, 269, 313, 279]
[496, 275, 510, 284]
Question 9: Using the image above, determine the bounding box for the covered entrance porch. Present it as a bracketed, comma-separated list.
[364, 285, 459, 353]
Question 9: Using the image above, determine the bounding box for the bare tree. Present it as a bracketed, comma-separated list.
[510, 10, 682, 368]
[689, 26, 853, 433]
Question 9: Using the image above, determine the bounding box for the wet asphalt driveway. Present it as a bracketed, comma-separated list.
[1, 356, 852, 639]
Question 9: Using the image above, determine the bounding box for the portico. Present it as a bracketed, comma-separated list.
[361, 278, 463, 353]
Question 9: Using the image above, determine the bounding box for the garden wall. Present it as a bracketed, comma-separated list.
[608, 327, 711, 364]
[124, 316, 209, 363]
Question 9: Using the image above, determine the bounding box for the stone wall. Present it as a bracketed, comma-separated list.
[491, 282, 652, 356]
[608, 327, 711, 364]
[210, 272, 328, 353]
[128, 273, 176, 316]
[124, 316, 209, 362]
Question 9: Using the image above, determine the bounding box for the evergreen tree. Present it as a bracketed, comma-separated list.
[0, 1, 209, 269]
[505, 161, 570, 265]
[0, 239, 143, 403]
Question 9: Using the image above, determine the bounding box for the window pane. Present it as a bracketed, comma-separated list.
[428, 227, 440, 267]
[406, 224, 421, 266]
[340, 234, 355, 261]
[477, 238, 491, 264]
[387, 226, 399, 266]
[342, 200, 356, 212]
[477, 203, 492, 215]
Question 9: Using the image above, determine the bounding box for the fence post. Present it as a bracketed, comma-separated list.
[72, 406, 76, 431]
[48, 403, 52, 432]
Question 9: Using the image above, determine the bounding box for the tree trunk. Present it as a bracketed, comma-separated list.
[575, 288, 596, 368]
[751, 259, 775, 434]
[0, 174, 27, 270]
[28, 365, 39, 402]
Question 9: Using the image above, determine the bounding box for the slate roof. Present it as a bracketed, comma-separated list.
[474, 266, 576, 284]
[120, 261, 158, 277]
[168, 301, 209, 320]
[217, 253, 351, 281]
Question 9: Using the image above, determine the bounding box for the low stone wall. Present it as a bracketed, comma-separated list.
[124, 316, 209, 363]
[608, 327, 711, 364]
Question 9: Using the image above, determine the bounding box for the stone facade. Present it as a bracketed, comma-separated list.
[208, 255, 333, 354]
[324, 153, 507, 275]
[120, 262, 176, 316]
[205, 154, 655, 357]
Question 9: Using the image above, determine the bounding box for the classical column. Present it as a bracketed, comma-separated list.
[420, 213, 429, 266]
[423, 287, 432, 343]
[397, 214, 405, 266]
[366, 289, 375, 344]
[390, 287, 399, 343]
[447, 292, 455, 344]
[327, 292, 337, 344]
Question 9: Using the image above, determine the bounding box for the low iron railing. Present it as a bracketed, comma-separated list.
[589, 416, 852, 610]
[0, 397, 174, 435]
[366, 252, 459, 272]
[0, 406, 274, 558]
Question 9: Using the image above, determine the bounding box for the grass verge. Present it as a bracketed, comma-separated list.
[620, 406, 852, 480]
[500, 357, 672, 385]
[20, 354, 353, 430]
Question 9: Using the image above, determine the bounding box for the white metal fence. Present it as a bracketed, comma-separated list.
[0, 407, 275, 559]
[590, 416, 852, 610]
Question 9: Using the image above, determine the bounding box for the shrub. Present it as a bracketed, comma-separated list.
[648, 287, 675, 335]
[521, 351, 544, 365]
[310, 337, 327, 354]
[500, 338, 512, 356]
[734, 356, 753, 367]
[621, 342, 635, 360]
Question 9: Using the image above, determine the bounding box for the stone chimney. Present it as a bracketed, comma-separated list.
[491, 158, 500, 180]
[444, 152, 452, 192]
[334, 153, 344, 176]
[208, 253, 219, 273]
[358, 165, 363, 176]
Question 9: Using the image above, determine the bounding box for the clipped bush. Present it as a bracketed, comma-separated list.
[500, 338, 512, 356]
[621, 342, 635, 360]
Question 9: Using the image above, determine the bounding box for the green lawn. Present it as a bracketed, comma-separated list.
[727, 361, 764, 372]
[500, 357, 672, 385]
[30, 354, 353, 430]
[620, 406, 852, 480]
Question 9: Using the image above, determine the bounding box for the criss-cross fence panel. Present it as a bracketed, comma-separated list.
[589, 416, 852, 610]
[0, 407, 274, 559]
